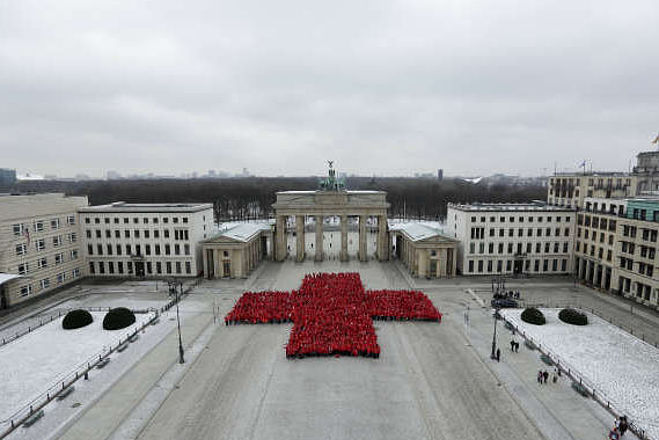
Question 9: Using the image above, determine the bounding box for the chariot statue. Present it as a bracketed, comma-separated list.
[319, 160, 346, 191]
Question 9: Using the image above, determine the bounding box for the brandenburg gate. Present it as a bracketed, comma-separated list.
[272, 163, 390, 262]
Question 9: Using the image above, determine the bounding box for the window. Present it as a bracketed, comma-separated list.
[95, 217, 100, 224]
[106, 244, 113, 255]
[89, 262, 96, 275]
[155, 244, 161, 255]
[55, 253, 64, 265]
[34, 220, 44, 232]
[156, 262, 162, 274]
[114, 217, 119, 224]
[57, 272, 66, 283]
[97, 244, 103, 255]
[164, 229, 170, 238]
[173, 217, 179, 224]
[85, 217, 91, 224]
[67, 215, 76, 225]
[166, 261, 172, 274]
[185, 261, 191, 274]
[154, 230, 160, 238]
[36, 239, 45, 251]
[123, 217, 129, 224]
[98, 262, 105, 274]
[71, 249, 78, 260]
[88, 244, 94, 255]
[176, 262, 182, 273]
[165, 244, 171, 255]
[561, 259, 567, 271]
[175, 244, 181, 255]
[163, 217, 169, 224]
[134, 229, 140, 238]
[72, 268, 80, 278]
[69, 232, 77, 243]
[144, 230, 150, 239]
[13, 223, 24, 236]
[116, 244, 122, 255]
[563, 243, 568, 253]
[125, 230, 130, 238]
[51, 218, 60, 229]
[105, 230, 111, 238]
[38, 257, 48, 268]
[477, 261, 483, 272]
[183, 217, 189, 224]
[133, 217, 139, 224]
[95, 230, 101, 239]
[20, 285, 32, 297]
[118, 262, 124, 274]
[153, 217, 159, 224]
[184, 244, 190, 255]
[40, 278, 50, 289]
[146, 244, 151, 255]
[15, 243, 27, 256]
[143, 217, 149, 224]
[527, 228, 532, 237]
[108, 262, 115, 274]
[115, 230, 120, 238]
[18, 263, 29, 275]
[126, 244, 132, 254]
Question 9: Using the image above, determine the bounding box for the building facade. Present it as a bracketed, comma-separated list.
[79, 202, 214, 278]
[447, 203, 575, 276]
[0, 193, 88, 307]
[547, 173, 635, 208]
[202, 223, 272, 278]
[390, 223, 457, 278]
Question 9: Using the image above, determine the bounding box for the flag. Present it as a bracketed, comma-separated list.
[653, 133, 659, 144]
[578, 160, 586, 168]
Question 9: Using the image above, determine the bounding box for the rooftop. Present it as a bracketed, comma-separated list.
[389, 221, 453, 242]
[448, 202, 573, 212]
[211, 221, 271, 242]
[79, 201, 213, 213]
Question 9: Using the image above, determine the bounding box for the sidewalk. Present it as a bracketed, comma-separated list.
[464, 303, 639, 440]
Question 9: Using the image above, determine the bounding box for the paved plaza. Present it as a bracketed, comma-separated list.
[2, 263, 657, 440]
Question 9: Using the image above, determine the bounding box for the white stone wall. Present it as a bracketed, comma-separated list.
[0, 194, 88, 306]
[448, 206, 575, 276]
[80, 206, 213, 278]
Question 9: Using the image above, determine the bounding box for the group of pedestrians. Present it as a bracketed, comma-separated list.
[510, 339, 520, 352]
[608, 416, 629, 438]
[537, 367, 559, 384]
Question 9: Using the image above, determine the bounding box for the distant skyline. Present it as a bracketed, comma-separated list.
[1, 0, 658, 177]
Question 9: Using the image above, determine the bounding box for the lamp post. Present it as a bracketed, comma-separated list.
[168, 279, 185, 364]
[490, 305, 500, 360]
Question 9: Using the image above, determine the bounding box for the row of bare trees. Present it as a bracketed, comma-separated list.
[13, 177, 546, 222]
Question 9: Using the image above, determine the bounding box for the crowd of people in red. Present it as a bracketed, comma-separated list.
[368, 289, 442, 322]
[224, 272, 442, 359]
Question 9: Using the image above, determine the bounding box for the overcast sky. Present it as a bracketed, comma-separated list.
[1, 0, 658, 178]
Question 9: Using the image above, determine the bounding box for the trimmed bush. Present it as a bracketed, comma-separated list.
[521, 307, 546, 325]
[62, 309, 94, 330]
[103, 307, 136, 330]
[558, 308, 588, 326]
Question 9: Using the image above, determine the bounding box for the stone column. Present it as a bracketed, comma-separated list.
[275, 215, 286, 262]
[359, 215, 368, 262]
[377, 214, 388, 261]
[439, 248, 448, 277]
[315, 215, 324, 261]
[340, 214, 348, 262]
[296, 215, 305, 262]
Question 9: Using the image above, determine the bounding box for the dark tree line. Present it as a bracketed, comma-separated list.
[12, 177, 546, 221]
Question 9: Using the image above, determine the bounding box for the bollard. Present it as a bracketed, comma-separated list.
[30, 405, 33, 414]
[84, 371, 89, 380]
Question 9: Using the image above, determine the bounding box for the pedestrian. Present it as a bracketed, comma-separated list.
[510, 340, 515, 351]
[537, 370, 543, 384]
[552, 371, 557, 383]
[496, 348, 501, 362]
[543, 370, 549, 384]
[515, 342, 520, 352]
[619, 416, 628, 436]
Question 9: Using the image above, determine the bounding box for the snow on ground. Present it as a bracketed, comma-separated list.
[0, 312, 149, 422]
[501, 308, 659, 439]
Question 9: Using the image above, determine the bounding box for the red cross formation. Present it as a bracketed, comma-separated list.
[225, 272, 441, 359]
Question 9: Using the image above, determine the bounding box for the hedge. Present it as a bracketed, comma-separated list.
[558, 308, 588, 326]
[521, 307, 546, 325]
[103, 307, 136, 330]
[62, 309, 94, 330]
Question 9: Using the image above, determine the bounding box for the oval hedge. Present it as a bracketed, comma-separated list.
[62, 309, 94, 330]
[558, 308, 588, 326]
[521, 307, 546, 325]
[102, 307, 136, 330]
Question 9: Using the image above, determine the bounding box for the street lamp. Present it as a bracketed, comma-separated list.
[168, 279, 185, 364]
[490, 305, 500, 360]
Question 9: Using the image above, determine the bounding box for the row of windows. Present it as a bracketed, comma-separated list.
[577, 214, 617, 232]
[15, 234, 77, 256]
[17, 250, 79, 274]
[576, 228, 614, 245]
[618, 257, 655, 278]
[469, 241, 569, 255]
[575, 242, 612, 262]
[84, 216, 189, 225]
[85, 229, 189, 240]
[472, 227, 571, 239]
[467, 258, 568, 273]
[87, 243, 191, 257]
[469, 215, 569, 224]
[12, 216, 76, 236]
[19, 268, 80, 297]
[88, 260, 192, 275]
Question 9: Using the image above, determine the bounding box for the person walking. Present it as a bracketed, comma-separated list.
[543, 370, 549, 384]
[510, 340, 515, 351]
[496, 348, 501, 362]
[537, 370, 543, 384]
